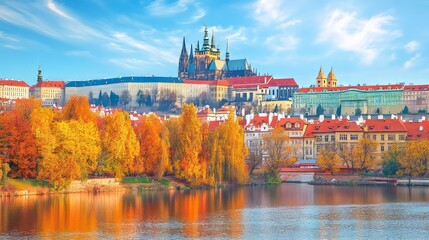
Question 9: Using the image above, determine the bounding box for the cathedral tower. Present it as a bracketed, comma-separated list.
[37, 65, 43, 83]
[316, 66, 327, 87]
[327, 68, 337, 87]
[178, 37, 189, 78]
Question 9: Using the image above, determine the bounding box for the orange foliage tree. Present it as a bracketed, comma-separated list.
[99, 111, 139, 179]
[0, 98, 41, 179]
[133, 115, 170, 180]
[61, 96, 95, 123]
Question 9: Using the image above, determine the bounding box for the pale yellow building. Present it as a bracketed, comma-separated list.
[0, 79, 30, 100]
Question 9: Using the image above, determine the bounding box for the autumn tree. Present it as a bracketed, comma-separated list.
[166, 118, 182, 168]
[133, 115, 170, 180]
[398, 140, 429, 182]
[337, 144, 356, 173]
[352, 139, 378, 173]
[174, 104, 203, 185]
[317, 144, 341, 174]
[0, 98, 41, 179]
[217, 112, 248, 184]
[263, 126, 294, 183]
[120, 90, 132, 109]
[382, 143, 405, 176]
[99, 111, 139, 179]
[62, 96, 95, 123]
[247, 141, 263, 175]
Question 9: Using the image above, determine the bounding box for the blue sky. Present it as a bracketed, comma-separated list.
[0, 0, 428, 87]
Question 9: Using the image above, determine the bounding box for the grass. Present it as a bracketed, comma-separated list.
[122, 175, 152, 184]
[159, 179, 170, 186]
[2, 179, 48, 190]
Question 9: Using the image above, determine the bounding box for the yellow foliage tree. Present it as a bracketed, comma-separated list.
[398, 140, 429, 178]
[263, 126, 294, 181]
[99, 111, 139, 179]
[174, 104, 203, 185]
[317, 145, 341, 174]
[217, 111, 248, 184]
[352, 139, 378, 173]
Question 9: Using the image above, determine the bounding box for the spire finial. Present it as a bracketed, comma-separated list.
[225, 39, 230, 61]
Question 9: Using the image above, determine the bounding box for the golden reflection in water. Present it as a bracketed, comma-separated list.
[2, 185, 429, 238]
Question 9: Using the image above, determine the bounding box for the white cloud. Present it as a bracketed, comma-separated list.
[147, 0, 205, 24]
[404, 40, 419, 53]
[319, 10, 401, 64]
[403, 53, 420, 69]
[265, 35, 299, 51]
[253, 0, 286, 24]
[66, 50, 92, 57]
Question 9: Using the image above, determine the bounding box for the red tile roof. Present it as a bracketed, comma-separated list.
[298, 84, 403, 93]
[403, 121, 429, 140]
[35, 81, 64, 88]
[208, 120, 224, 131]
[364, 119, 407, 133]
[404, 84, 429, 91]
[277, 117, 307, 130]
[0, 79, 30, 87]
[268, 78, 298, 87]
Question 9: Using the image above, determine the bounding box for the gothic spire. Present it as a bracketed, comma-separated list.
[196, 41, 200, 51]
[37, 65, 43, 83]
[189, 44, 194, 61]
[225, 39, 230, 61]
[180, 37, 188, 56]
[178, 37, 189, 78]
[211, 30, 215, 50]
[316, 66, 326, 79]
[203, 25, 209, 50]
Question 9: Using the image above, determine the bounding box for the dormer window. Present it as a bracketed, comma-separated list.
[286, 123, 292, 129]
[385, 126, 390, 129]
[315, 126, 320, 130]
[295, 123, 300, 128]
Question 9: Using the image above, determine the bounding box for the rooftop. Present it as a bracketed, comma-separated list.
[66, 76, 183, 87]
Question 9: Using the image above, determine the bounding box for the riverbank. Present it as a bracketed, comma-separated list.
[0, 176, 192, 197]
[310, 174, 429, 186]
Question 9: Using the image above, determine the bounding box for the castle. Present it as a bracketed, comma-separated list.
[178, 26, 257, 80]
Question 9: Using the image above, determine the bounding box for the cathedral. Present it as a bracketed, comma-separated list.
[178, 26, 257, 80]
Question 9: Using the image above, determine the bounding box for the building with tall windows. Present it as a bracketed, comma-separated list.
[0, 79, 29, 100]
[29, 67, 65, 106]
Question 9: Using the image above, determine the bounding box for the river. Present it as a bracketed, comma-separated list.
[1, 184, 429, 239]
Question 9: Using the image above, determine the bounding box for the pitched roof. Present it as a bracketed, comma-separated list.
[227, 59, 250, 71]
[404, 84, 429, 91]
[297, 84, 403, 93]
[208, 60, 227, 71]
[277, 117, 307, 130]
[364, 119, 407, 133]
[403, 121, 429, 140]
[35, 81, 64, 88]
[0, 79, 30, 87]
[66, 76, 183, 87]
[208, 120, 224, 131]
[268, 78, 298, 87]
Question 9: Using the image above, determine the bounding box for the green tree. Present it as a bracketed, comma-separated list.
[382, 144, 404, 176]
[402, 106, 409, 114]
[336, 104, 342, 116]
[101, 92, 110, 107]
[110, 91, 119, 107]
[120, 90, 132, 109]
[355, 107, 362, 116]
[136, 90, 145, 107]
[316, 104, 324, 116]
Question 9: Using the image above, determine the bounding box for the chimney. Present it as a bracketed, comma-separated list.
[368, 115, 372, 120]
[246, 114, 251, 126]
[300, 114, 304, 120]
[319, 115, 324, 122]
[378, 115, 383, 120]
[269, 112, 273, 125]
[422, 116, 426, 121]
[419, 126, 423, 131]
[331, 114, 335, 120]
[346, 115, 350, 120]
[213, 108, 216, 113]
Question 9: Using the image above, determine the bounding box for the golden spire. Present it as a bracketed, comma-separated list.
[316, 66, 325, 79]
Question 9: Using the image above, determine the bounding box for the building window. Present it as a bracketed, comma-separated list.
[325, 135, 329, 142]
[351, 134, 358, 140]
[339, 134, 347, 140]
[388, 134, 395, 141]
[372, 135, 376, 141]
[295, 123, 300, 128]
[316, 136, 322, 142]
[381, 146, 384, 152]
[331, 135, 335, 142]
[399, 134, 405, 141]
[381, 135, 385, 141]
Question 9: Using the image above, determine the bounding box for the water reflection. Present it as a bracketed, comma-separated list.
[1, 185, 429, 239]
